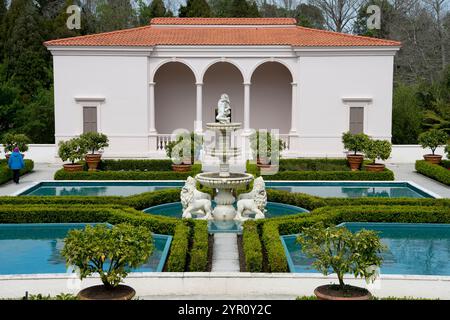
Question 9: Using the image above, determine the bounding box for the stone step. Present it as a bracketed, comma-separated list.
[211, 233, 240, 273]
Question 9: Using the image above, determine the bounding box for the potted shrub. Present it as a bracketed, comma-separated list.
[363, 139, 392, 172]
[297, 224, 384, 300]
[61, 224, 153, 300]
[79, 132, 109, 171]
[249, 130, 286, 168]
[418, 129, 448, 164]
[58, 138, 86, 172]
[166, 132, 202, 172]
[2, 133, 31, 160]
[342, 132, 370, 171]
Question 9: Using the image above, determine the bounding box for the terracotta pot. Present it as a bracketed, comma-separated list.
[172, 164, 192, 172]
[346, 154, 364, 171]
[423, 154, 442, 165]
[364, 163, 385, 172]
[257, 156, 271, 168]
[314, 284, 372, 301]
[77, 285, 135, 301]
[85, 154, 102, 171]
[63, 163, 83, 172]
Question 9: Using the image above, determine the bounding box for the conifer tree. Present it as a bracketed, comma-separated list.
[179, 0, 211, 18]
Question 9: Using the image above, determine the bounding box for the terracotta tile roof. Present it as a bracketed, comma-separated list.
[150, 17, 297, 25]
[44, 19, 401, 48]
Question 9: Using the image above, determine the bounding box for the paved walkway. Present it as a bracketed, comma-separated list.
[211, 233, 240, 272]
[386, 163, 450, 198]
[0, 163, 59, 196]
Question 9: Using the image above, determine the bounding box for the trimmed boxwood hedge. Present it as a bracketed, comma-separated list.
[416, 160, 450, 186]
[54, 164, 201, 180]
[242, 220, 263, 272]
[249, 204, 450, 273]
[98, 159, 174, 171]
[0, 188, 210, 272]
[247, 159, 395, 180]
[0, 159, 34, 185]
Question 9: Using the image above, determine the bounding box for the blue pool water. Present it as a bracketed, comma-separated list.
[281, 223, 450, 276]
[19, 181, 434, 198]
[0, 223, 172, 275]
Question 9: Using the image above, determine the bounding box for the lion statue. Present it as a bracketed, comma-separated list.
[235, 177, 267, 221]
[180, 177, 213, 219]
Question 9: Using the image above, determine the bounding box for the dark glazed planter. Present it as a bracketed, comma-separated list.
[77, 285, 135, 300]
[364, 163, 385, 172]
[172, 164, 192, 172]
[63, 163, 83, 172]
[314, 284, 372, 301]
[423, 154, 442, 165]
[85, 154, 102, 171]
[346, 154, 364, 171]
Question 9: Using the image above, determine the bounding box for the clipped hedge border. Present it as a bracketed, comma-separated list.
[251, 205, 450, 273]
[242, 220, 263, 272]
[54, 165, 201, 181]
[98, 159, 174, 171]
[0, 159, 34, 185]
[247, 159, 395, 181]
[187, 219, 209, 272]
[166, 222, 190, 272]
[416, 160, 450, 186]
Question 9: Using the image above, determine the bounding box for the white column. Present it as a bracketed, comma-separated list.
[195, 82, 203, 133]
[289, 82, 298, 134]
[149, 82, 156, 133]
[244, 82, 251, 132]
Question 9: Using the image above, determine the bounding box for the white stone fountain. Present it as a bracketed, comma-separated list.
[181, 94, 266, 222]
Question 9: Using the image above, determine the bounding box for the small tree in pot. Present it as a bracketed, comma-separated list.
[249, 130, 286, 168]
[61, 224, 153, 300]
[79, 132, 109, 171]
[342, 132, 370, 171]
[2, 133, 31, 159]
[58, 138, 86, 172]
[418, 129, 448, 164]
[166, 132, 202, 172]
[297, 224, 384, 300]
[363, 139, 392, 172]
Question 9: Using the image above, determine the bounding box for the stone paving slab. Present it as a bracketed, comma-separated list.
[211, 233, 240, 273]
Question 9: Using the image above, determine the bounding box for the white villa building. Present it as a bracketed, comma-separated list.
[45, 17, 401, 159]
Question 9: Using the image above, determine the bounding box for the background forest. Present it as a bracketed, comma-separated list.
[0, 0, 449, 144]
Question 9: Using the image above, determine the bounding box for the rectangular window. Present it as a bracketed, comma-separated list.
[83, 106, 97, 133]
[349, 107, 364, 134]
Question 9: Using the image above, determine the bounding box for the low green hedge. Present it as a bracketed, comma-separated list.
[187, 220, 209, 272]
[166, 222, 190, 272]
[242, 220, 263, 272]
[0, 188, 181, 211]
[247, 158, 394, 180]
[250, 205, 450, 272]
[54, 164, 201, 180]
[0, 159, 34, 185]
[416, 160, 450, 186]
[98, 159, 174, 171]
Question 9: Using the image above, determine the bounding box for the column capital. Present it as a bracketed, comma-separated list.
[243, 82, 251, 86]
[291, 82, 298, 87]
[196, 82, 203, 86]
[149, 82, 156, 86]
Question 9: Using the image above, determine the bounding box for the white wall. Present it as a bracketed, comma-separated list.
[296, 55, 394, 157]
[0, 144, 56, 163]
[389, 145, 448, 163]
[53, 55, 150, 157]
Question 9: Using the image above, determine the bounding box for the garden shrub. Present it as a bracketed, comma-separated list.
[187, 220, 209, 272]
[242, 220, 263, 272]
[0, 159, 34, 185]
[54, 164, 201, 180]
[166, 222, 190, 272]
[261, 222, 288, 272]
[415, 160, 450, 186]
[99, 159, 174, 171]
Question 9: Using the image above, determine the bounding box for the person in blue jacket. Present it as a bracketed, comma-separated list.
[8, 147, 24, 184]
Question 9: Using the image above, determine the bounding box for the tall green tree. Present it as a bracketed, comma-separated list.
[96, 0, 137, 32]
[3, 0, 51, 96]
[294, 3, 325, 29]
[137, 0, 171, 26]
[229, 0, 260, 18]
[178, 0, 211, 17]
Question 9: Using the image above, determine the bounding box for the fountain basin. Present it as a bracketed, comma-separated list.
[195, 172, 253, 189]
